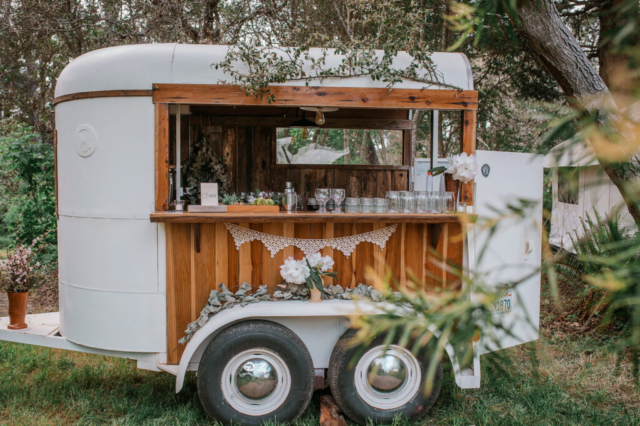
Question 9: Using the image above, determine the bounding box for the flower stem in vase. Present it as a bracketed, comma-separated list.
[310, 283, 323, 303]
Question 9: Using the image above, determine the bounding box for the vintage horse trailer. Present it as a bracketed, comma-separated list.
[0, 44, 543, 425]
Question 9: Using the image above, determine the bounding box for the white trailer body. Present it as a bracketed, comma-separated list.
[0, 44, 543, 425]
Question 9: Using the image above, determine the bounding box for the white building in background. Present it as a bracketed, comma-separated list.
[544, 139, 636, 253]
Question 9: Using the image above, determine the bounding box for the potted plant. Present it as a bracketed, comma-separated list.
[221, 190, 282, 213]
[280, 253, 336, 303]
[0, 239, 47, 330]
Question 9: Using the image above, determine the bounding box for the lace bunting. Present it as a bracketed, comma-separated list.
[224, 223, 398, 258]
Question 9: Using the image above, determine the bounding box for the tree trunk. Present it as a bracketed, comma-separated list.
[343, 129, 351, 164]
[507, 0, 640, 224]
[320, 129, 328, 146]
[597, 0, 639, 93]
[311, 128, 321, 146]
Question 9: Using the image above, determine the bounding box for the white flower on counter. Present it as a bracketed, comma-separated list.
[319, 255, 334, 272]
[280, 257, 310, 285]
[306, 252, 322, 268]
[446, 152, 478, 183]
[306, 252, 335, 272]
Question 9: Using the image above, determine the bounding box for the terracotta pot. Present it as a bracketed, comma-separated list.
[7, 291, 28, 330]
[309, 286, 323, 303]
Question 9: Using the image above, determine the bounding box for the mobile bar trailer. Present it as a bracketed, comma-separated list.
[0, 44, 543, 425]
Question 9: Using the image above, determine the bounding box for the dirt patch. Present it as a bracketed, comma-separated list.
[0, 270, 59, 317]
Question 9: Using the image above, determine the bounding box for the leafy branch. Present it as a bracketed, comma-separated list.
[213, 44, 462, 102]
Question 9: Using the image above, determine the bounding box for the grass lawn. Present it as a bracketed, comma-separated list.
[0, 326, 638, 426]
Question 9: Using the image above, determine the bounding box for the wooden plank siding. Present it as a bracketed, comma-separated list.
[165, 220, 465, 364]
[172, 121, 410, 201]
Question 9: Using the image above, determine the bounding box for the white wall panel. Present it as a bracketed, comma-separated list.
[56, 97, 155, 218]
[58, 216, 159, 293]
[59, 282, 165, 352]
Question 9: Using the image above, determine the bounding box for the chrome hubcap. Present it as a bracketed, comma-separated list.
[221, 349, 292, 416]
[355, 345, 421, 410]
[367, 354, 407, 393]
[235, 359, 278, 400]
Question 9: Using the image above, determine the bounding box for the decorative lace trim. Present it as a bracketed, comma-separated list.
[224, 223, 398, 258]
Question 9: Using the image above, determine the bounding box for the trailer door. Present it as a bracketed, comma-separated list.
[474, 150, 543, 354]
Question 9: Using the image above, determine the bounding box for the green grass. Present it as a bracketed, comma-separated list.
[0, 330, 637, 425]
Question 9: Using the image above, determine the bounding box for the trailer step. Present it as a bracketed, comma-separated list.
[0, 312, 63, 343]
[0, 312, 160, 365]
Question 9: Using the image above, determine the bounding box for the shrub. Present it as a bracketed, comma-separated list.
[0, 124, 56, 264]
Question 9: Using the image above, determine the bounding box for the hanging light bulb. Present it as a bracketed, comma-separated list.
[315, 108, 326, 126]
[302, 127, 309, 138]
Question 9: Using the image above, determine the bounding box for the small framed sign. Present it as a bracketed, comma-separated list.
[201, 183, 219, 206]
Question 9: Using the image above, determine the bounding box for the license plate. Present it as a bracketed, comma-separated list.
[491, 295, 513, 313]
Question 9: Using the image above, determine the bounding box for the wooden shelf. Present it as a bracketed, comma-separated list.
[150, 211, 477, 224]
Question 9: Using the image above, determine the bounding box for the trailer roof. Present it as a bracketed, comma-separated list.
[55, 44, 474, 98]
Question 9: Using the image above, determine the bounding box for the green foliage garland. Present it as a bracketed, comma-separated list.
[182, 132, 230, 204]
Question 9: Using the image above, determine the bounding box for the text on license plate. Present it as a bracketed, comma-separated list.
[491, 295, 513, 313]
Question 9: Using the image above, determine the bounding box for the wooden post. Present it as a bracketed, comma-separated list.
[460, 110, 477, 206]
[155, 103, 170, 211]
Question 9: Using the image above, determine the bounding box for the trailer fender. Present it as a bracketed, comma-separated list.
[173, 300, 479, 392]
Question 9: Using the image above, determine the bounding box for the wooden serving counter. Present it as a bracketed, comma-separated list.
[151, 211, 477, 224]
[158, 210, 471, 363]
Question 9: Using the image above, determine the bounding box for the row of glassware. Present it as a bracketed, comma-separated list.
[347, 191, 459, 214]
[312, 188, 461, 214]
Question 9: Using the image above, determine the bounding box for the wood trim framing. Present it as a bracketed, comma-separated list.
[460, 110, 477, 206]
[152, 84, 478, 110]
[270, 164, 411, 171]
[402, 129, 412, 169]
[188, 115, 413, 130]
[52, 89, 153, 106]
[155, 104, 170, 211]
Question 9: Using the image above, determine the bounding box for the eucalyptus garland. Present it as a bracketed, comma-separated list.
[178, 281, 403, 345]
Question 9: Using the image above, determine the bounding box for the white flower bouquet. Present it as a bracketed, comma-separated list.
[280, 252, 337, 292]
[446, 152, 478, 183]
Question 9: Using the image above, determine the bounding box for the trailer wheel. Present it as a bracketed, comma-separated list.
[197, 320, 314, 426]
[328, 329, 442, 425]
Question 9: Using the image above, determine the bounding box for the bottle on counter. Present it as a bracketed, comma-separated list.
[283, 182, 297, 212]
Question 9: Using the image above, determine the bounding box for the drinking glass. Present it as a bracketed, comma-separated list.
[385, 191, 400, 213]
[444, 191, 455, 213]
[315, 188, 330, 213]
[373, 198, 388, 213]
[345, 197, 360, 213]
[330, 189, 346, 214]
[432, 193, 444, 213]
[414, 191, 428, 213]
[360, 198, 374, 213]
[457, 202, 467, 213]
[426, 191, 436, 213]
[400, 191, 415, 213]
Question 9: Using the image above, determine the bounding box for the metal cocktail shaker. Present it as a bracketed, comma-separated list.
[283, 182, 297, 212]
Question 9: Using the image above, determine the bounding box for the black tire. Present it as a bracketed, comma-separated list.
[328, 328, 443, 425]
[197, 320, 314, 425]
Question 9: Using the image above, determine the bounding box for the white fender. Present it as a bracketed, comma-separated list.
[174, 299, 479, 393]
